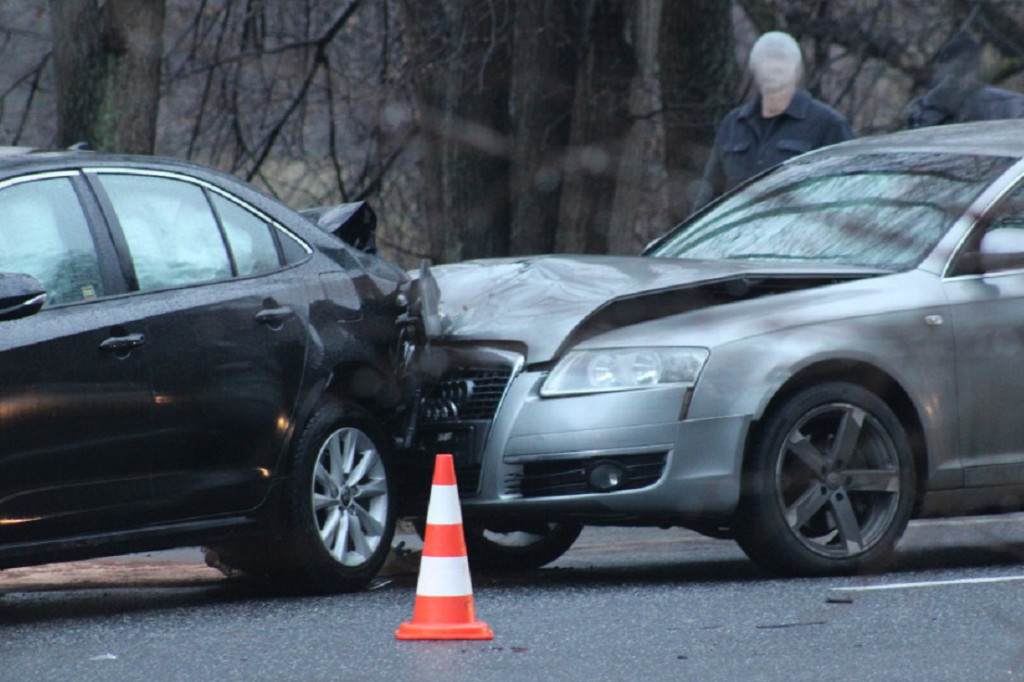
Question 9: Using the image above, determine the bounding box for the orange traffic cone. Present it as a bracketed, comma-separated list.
[396, 454, 493, 641]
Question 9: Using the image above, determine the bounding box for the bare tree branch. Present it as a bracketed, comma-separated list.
[243, 0, 365, 181]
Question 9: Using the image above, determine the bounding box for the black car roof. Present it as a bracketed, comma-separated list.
[0, 148, 234, 181]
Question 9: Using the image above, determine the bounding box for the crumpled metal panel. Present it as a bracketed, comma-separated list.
[431, 254, 877, 363]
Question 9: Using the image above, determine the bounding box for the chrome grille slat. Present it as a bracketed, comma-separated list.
[413, 362, 517, 499]
[419, 367, 514, 423]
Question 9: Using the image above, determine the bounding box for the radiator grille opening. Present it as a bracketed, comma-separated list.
[418, 367, 514, 423]
[410, 364, 517, 502]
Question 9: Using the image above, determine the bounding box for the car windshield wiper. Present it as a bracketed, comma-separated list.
[722, 253, 831, 261]
[720, 254, 899, 273]
[731, 252, 884, 261]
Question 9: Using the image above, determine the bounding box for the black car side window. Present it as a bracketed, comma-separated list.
[0, 177, 104, 305]
[209, 193, 283, 275]
[99, 174, 233, 290]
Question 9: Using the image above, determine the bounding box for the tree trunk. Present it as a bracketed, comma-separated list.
[556, 0, 637, 255]
[607, 0, 666, 255]
[49, 0, 165, 153]
[397, 0, 449, 263]
[659, 0, 739, 222]
[508, 1, 580, 256]
[400, 0, 511, 264]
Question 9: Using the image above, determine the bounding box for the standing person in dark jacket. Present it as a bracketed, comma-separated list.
[908, 30, 1024, 129]
[693, 31, 854, 211]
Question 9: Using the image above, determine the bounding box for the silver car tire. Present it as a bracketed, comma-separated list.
[463, 520, 583, 572]
[734, 382, 915, 576]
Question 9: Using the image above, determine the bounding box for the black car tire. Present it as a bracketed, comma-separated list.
[463, 520, 583, 572]
[284, 401, 397, 592]
[734, 382, 915, 576]
[209, 401, 396, 593]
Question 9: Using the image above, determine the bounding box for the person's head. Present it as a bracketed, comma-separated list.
[749, 31, 803, 96]
[933, 30, 981, 85]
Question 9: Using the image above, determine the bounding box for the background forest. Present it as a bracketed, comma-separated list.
[1, 0, 1023, 268]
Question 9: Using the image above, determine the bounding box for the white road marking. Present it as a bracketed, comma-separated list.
[908, 513, 1024, 528]
[832, 575, 1024, 594]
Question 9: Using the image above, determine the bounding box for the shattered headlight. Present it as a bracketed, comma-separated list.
[541, 347, 709, 397]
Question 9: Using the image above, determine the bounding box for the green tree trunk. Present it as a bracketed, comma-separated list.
[49, 0, 165, 153]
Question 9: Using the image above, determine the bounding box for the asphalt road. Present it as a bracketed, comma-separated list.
[3, 516, 1024, 682]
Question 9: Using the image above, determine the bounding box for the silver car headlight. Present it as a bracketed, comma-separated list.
[540, 347, 709, 397]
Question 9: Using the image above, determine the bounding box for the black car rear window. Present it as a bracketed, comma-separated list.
[650, 152, 1014, 270]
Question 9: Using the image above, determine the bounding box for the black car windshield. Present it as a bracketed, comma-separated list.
[648, 152, 1014, 269]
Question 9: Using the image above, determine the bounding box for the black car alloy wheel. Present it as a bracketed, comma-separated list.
[203, 402, 396, 593]
[735, 382, 916, 576]
[286, 401, 397, 592]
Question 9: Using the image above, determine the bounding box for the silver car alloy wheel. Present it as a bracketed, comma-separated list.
[310, 427, 390, 567]
[773, 401, 902, 559]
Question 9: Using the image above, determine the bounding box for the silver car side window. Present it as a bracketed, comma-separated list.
[0, 177, 104, 305]
[985, 184, 1024, 234]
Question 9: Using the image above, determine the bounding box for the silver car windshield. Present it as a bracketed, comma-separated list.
[650, 152, 1013, 269]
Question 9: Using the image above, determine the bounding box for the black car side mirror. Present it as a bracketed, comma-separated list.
[300, 202, 378, 254]
[0, 273, 46, 321]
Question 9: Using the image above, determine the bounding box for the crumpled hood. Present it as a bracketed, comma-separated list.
[431, 254, 882, 363]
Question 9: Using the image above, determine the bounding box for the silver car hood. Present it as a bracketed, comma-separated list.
[431, 254, 885, 363]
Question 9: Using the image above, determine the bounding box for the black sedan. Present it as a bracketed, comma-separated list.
[0, 148, 422, 593]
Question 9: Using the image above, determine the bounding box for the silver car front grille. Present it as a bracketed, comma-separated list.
[413, 364, 516, 498]
[418, 367, 514, 423]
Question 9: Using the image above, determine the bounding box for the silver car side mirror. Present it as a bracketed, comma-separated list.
[977, 226, 1024, 273]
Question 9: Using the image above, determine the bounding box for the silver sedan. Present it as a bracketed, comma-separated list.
[410, 119, 1024, 576]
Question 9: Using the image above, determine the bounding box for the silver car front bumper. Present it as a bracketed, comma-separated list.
[417, 355, 751, 524]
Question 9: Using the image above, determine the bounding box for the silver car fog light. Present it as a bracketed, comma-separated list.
[541, 347, 709, 397]
[588, 460, 626, 492]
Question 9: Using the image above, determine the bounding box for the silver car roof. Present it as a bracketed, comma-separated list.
[809, 119, 1024, 159]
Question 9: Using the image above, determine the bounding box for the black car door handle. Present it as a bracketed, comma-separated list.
[100, 333, 146, 352]
[255, 306, 295, 327]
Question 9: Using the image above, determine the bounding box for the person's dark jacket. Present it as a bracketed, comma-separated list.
[693, 90, 854, 211]
[908, 78, 1024, 128]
